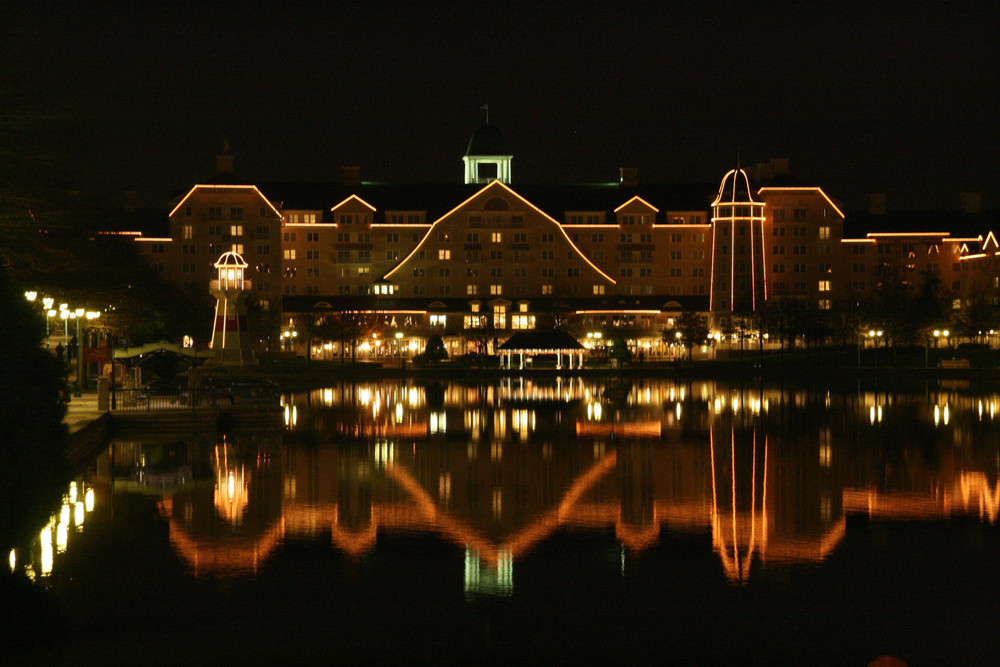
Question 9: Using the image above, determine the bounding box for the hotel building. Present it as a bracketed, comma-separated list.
[134, 125, 999, 358]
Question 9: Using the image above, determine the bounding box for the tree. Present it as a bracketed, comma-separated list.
[955, 293, 997, 344]
[419, 333, 449, 363]
[0, 267, 69, 549]
[463, 313, 496, 366]
[313, 310, 386, 365]
[664, 309, 708, 360]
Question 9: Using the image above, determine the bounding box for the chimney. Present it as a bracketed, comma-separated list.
[868, 193, 887, 215]
[753, 158, 789, 182]
[961, 191, 982, 215]
[619, 167, 638, 188]
[216, 142, 234, 174]
[343, 166, 361, 188]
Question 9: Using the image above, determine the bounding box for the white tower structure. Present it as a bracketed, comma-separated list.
[710, 169, 767, 314]
[463, 124, 512, 185]
[209, 251, 253, 365]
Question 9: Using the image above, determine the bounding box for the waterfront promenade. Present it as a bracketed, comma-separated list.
[64, 390, 104, 435]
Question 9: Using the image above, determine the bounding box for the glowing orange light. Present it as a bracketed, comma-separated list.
[385, 180, 616, 284]
[613, 196, 660, 214]
[168, 184, 282, 219]
[329, 194, 377, 213]
[757, 186, 846, 219]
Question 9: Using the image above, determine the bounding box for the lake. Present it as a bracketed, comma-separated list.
[8, 377, 1000, 664]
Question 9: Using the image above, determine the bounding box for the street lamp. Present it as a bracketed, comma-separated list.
[42, 298, 54, 347]
[868, 329, 883, 370]
[59, 308, 70, 356]
[71, 308, 84, 395]
[395, 331, 404, 368]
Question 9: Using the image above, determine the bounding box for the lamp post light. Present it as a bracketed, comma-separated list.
[395, 331, 404, 368]
[60, 308, 70, 358]
[47, 309, 57, 349]
[71, 309, 84, 396]
[43, 297, 54, 348]
[868, 329, 883, 371]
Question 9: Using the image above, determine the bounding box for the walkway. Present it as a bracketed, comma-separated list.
[64, 390, 106, 435]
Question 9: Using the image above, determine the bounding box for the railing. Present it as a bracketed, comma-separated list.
[110, 387, 278, 412]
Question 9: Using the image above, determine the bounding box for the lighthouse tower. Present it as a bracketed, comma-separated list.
[209, 251, 253, 365]
[709, 169, 767, 314]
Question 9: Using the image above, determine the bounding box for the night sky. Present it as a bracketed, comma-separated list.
[5, 3, 999, 211]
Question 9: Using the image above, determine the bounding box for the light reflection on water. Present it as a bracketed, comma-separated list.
[17, 378, 1000, 592]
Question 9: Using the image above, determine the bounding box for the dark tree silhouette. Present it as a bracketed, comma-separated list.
[0, 267, 69, 549]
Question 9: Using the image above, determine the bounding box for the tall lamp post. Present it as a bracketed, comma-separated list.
[932, 329, 950, 360]
[42, 297, 54, 347]
[83, 311, 101, 390]
[59, 306, 70, 355]
[868, 329, 883, 370]
[395, 331, 404, 368]
[72, 308, 84, 396]
[24, 292, 56, 349]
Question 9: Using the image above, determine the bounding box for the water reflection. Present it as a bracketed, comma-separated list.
[18, 379, 1000, 596]
[10, 477, 101, 581]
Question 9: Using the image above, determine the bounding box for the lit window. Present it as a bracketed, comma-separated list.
[493, 305, 506, 329]
[818, 280, 831, 292]
[593, 285, 605, 295]
[283, 249, 296, 260]
[490, 284, 502, 295]
[439, 249, 451, 260]
[819, 226, 830, 240]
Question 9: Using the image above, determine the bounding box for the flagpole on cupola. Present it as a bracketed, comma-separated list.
[481, 103, 489, 124]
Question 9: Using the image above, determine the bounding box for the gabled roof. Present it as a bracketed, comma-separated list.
[844, 208, 1000, 239]
[382, 180, 617, 284]
[498, 330, 584, 351]
[187, 180, 716, 225]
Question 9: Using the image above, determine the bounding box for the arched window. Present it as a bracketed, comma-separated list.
[484, 197, 509, 211]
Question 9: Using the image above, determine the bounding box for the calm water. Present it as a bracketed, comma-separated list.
[9, 377, 1000, 664]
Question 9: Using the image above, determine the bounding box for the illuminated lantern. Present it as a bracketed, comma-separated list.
[209, 251, 252, 365]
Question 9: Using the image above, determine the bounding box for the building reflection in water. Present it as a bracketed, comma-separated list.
[20, 379, 1000, 595]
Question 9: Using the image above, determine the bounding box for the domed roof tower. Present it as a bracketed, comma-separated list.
[710, 168, 767, 313]
[463, 123, 512, 185]
[713, 168, 759, 208]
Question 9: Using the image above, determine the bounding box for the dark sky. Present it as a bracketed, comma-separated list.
[4, 3, 999, 211]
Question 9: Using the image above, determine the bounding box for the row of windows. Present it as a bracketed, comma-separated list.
[188, 206, 269, 220]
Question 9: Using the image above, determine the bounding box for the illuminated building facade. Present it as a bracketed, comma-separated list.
[133, 127, 999, 355]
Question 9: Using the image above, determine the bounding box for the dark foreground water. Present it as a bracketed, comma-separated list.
[6, 377, 1000, 665]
